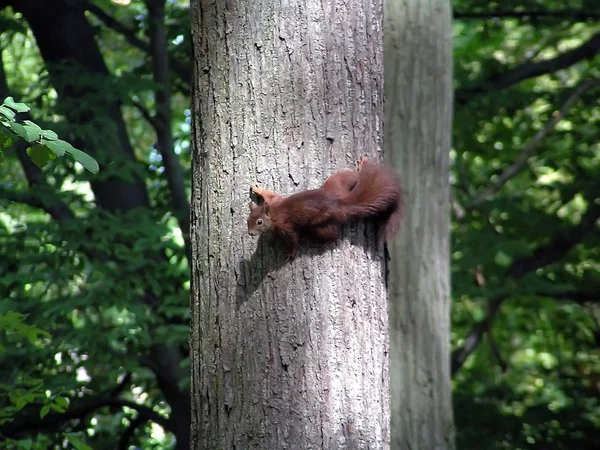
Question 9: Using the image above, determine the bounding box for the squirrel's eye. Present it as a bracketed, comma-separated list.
[257, 219, 263, 225]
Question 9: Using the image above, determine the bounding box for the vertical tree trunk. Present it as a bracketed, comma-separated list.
[190, 0, 389, 449]
[384, 0, 455, 449]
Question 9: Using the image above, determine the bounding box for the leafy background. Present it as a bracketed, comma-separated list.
[0, 0, 599, 449]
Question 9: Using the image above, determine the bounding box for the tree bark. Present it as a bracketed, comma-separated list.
[190, 0, 389, 449]
[384, 0, 455, 449]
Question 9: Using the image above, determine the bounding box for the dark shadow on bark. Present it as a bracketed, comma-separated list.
[237, 221, 384, 308]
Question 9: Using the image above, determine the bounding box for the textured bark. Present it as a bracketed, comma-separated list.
[190, 0, 389, 449]
[384, 0, 455, 449]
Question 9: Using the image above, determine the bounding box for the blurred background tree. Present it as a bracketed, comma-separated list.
[451, 1, 600, 448]
[0, 0, 598, 449]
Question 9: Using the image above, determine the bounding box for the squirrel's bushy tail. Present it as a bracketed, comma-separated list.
[340, 158, 403, 240]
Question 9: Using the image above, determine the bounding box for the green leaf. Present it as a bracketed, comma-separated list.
[2, 133, 14, 147]
[11, 122, 38, 142]
[14, 397, 27, 411]
[39, 404, 50, 418]
[55, 396, 69, 409]
[18, 439, 32, 450]
[42, 138, 68, 156]
[41, 129, 58, 140]
[0, 105, 15, 120]
[0, 149, 3, 168]
[0, 131, 9, 149]
[27, 144, 56, 169]
[67, 146, 99, 174]
[23, 120, 43, 139]
[64, 434, 92, 450]
[3, 97, 30, 112]
[0, 127, 14, 150]
[4, 96, 30, 113]
[42, 138, 99, 174]
[49, 402, 67, 413]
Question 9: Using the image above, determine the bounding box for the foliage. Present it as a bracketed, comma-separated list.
[0, 97, 99, 174]
[451, 0, 600, 448]
[0, 1, 189, 449]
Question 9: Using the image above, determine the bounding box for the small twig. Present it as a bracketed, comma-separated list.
[117, 415, 146, 450]
[449, 189, 466, 220]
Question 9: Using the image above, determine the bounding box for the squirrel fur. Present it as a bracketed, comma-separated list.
[247, 156, 403, 256]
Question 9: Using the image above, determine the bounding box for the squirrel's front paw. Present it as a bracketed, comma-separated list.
[251, 184, 264, 196]
[357, 156, 369, 171]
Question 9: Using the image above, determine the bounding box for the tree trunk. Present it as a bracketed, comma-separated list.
[384, 0, 455, 449]
[190, 0, 389, 449]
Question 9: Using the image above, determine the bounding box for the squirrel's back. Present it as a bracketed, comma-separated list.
[271, 189, 346, 229]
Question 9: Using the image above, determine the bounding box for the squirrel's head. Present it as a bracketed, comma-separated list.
[247, 201, 272, 236]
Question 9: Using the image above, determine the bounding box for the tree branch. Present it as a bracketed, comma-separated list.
[455, 33, 600, 104]
[487, 328, 508, 373]
[132, 99, 160, 129]
[86, 3, 190, 89]
[465, 79, 600, 209]
[452, 200, 600, 375]
[0, 185, 44, 209]
[538, 289, 600, 305]
[0, 178, 78, 221]
[145, 0, 191, 261]
[2, 396, 174, 437]
[117, 415, 146, 450]
[454, 10, 600, 21]
[507, 201, 600, 279]
[110, 372, 132, 397]
[452, 294, 507, 375]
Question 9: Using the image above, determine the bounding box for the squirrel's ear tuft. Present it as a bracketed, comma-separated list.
[249, 201, 257, 211]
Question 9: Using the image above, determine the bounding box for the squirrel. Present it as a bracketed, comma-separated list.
[320, 167, 359, 196]
[247, 156, 403, 256]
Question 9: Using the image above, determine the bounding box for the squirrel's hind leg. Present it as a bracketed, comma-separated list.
[285, 237, 299, 262]
[311, 223, 342, 246]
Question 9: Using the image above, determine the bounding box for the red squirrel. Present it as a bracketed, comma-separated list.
[247, 157, 403, 256]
